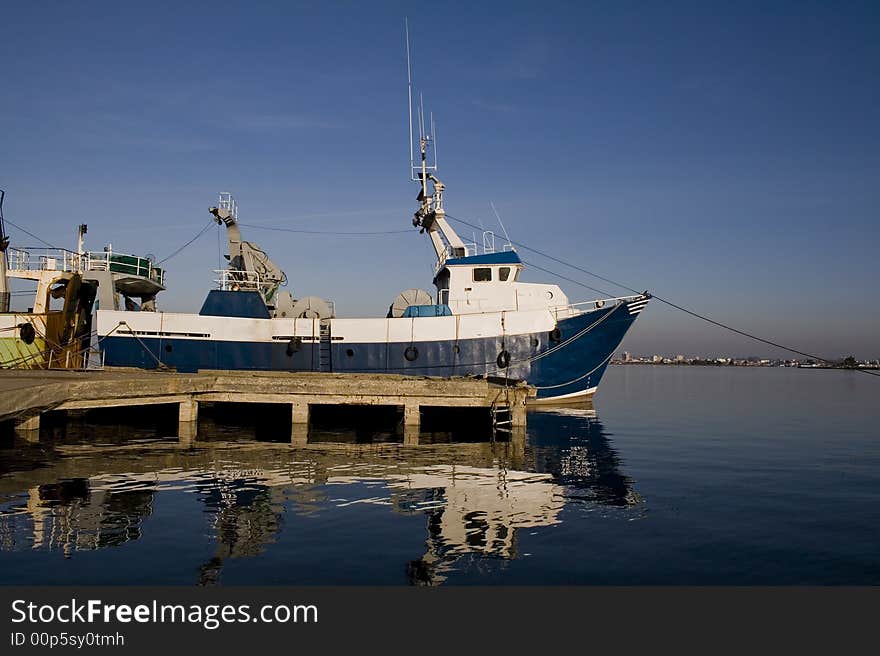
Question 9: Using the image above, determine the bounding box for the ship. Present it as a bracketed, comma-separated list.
[3, 115, 649, 401]
[92, 170, 649, 402]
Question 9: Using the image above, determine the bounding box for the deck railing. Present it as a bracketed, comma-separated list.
[7, 247, 81, 273]
[84, 251, 165, 287]
[6, 247, 164, 286]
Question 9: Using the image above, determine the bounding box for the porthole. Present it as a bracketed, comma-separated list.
[452, 344, 460, 354]
[531, 336, 539, 348]
[346, 348, 354, 358]
[165, 344, 173, 353]
[404, 346, 419, 361]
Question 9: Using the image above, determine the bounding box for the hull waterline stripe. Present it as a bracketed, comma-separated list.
[530, 386, 598, 403]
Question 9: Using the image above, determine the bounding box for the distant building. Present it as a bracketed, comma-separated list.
[623, 351, 633, 363]
[652, 354, 663, 364]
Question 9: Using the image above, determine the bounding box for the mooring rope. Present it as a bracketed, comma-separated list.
[446, 213, 880, 378]
[116, 321, 171, 370]
[533, 351, 615, 390]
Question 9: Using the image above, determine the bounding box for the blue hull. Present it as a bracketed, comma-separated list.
[101, 302, 640, 400]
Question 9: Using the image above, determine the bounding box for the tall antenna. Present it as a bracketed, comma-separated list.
[490, 201, 514, 250]
[404, 19, 437, 183]
[419, 93, 426, 142]
[431, 112, 438, 170]
[405, 17, 415, 180]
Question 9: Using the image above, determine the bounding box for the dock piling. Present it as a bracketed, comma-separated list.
[511, 399, 527, 427]
[403, 401, 420, 426]
[291, 401, 310, 447]
[15, 414, 40, 433]
[178, 398, 198, 445]
[178, 398, 199, 423]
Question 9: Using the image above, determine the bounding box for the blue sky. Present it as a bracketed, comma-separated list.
[2, 1, 878, 358]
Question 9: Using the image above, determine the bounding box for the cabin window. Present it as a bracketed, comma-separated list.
[473, 267, 492, 282]
[499, 267, 511, 282]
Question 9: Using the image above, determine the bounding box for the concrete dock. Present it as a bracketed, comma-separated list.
[0, 369, 533, 445]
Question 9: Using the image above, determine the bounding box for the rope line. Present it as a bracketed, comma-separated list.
[157, 220, 215, 264]
[446, 213, 641, 294]
[534, 351, 615, 390]
[4, 219, 59, 249]
[237, 222, 412, 236]
[446, 213, 879, 378]
[520, 259, 613, 297]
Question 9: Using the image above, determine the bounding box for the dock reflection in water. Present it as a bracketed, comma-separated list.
[0, 406, 639, 585]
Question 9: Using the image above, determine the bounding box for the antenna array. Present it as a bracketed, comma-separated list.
[405, 18, 438, 182]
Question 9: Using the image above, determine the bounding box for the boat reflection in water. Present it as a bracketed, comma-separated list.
[0, 405, 639, 584]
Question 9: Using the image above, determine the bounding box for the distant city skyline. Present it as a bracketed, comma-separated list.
[616, 350, 879, 366]
[1, 2, 877, 358]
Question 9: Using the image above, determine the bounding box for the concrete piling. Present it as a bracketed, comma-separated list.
[15, 414, 40, 432]
[178, 398, 199, 424]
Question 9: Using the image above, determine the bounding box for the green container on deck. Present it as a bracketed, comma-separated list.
[101, 253, 163, 286]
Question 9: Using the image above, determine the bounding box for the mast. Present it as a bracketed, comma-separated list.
[0, 190, 9, 312]
[405, 22, 467, 263]
[76, 223, 88, 274]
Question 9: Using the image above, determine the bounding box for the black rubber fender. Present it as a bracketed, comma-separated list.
[18, 323, 36, 345]
[286, 337, 302, 356]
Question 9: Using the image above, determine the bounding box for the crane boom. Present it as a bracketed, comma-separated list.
[209, 193, 286, 305]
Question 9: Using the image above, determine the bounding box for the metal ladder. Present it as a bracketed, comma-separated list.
[490, 390, 513, 441]
[318, 320, 332, 372]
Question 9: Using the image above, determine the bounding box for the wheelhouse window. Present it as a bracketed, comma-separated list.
[473, 267, 492, 282]
[499, 267, 511, 281]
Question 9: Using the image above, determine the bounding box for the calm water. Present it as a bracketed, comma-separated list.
[1, 366, 877, 585]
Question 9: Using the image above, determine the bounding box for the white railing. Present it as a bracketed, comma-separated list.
[567, 295, 643, 309]
[433, 232, 517, 275]
[7, 247, 81, 273]
[552, 295, 644, 320]
[83, 251, 164, 285]
[482, 231, 496, 254]
[214, 269, 270, 292]
[7, 247, 164, 286]
[434, 242, 477, 275]
[217, 192, 238, 219]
